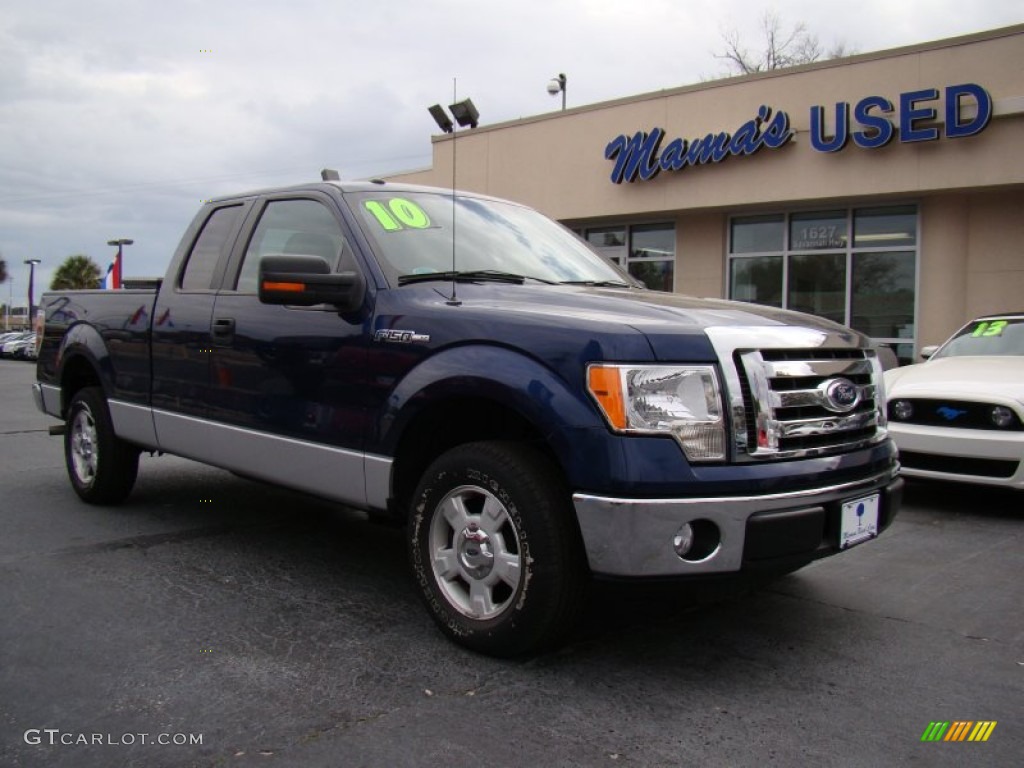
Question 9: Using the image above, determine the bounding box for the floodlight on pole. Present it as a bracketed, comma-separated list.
[447, 98, 479, 129]
[428, 104, 454, 133]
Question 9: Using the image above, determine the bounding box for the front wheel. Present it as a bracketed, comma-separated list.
[64, 387, 140, 504]
[408, 441, 587, 656]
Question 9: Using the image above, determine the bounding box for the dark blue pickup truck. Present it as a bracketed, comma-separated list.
[34, 179, 902, 655]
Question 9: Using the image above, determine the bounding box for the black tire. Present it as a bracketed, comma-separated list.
[408, 441, 588, 657]
[64, 386, 140, 504]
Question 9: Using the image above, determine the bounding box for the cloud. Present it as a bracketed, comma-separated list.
[0, 0, 1019, 289]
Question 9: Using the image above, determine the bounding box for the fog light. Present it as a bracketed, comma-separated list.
[673, 523, 694, 558]
[891, 400, 914, 421]
[990, 406, 1015, 429]
[672, 519, 721, 563]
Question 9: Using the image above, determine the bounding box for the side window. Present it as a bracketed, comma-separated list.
[234, 199, 352, 293]
[180, 205, 243, 291]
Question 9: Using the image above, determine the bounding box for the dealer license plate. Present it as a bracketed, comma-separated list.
[840, 494, 879, 549]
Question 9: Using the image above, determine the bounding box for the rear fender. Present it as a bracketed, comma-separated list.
[56, 325, 114, 411]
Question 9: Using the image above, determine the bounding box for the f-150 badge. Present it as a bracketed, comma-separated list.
[374, 329, 431, 344]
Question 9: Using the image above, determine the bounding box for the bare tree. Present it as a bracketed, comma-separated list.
[716, 11, 855, 75]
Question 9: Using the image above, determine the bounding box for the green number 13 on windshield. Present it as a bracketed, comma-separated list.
[364, 198, 432, 231]
[971, 320, 1008, 337]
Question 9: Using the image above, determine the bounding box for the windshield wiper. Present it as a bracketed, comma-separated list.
[559, 279, 633, 288]
[398, 270, 556, 286]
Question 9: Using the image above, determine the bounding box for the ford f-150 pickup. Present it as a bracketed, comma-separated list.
[34, 178, 902, 656]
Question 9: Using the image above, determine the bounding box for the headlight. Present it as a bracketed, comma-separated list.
[587, 364, 726, 461]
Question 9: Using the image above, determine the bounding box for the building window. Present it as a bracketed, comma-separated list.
[729, 205, 918, 364]
[788, 252, 846, 324]
[730, 255, 782, 306]
[585, 223, 674, 291]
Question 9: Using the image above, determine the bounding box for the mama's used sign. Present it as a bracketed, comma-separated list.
[605, 83, 992, 185]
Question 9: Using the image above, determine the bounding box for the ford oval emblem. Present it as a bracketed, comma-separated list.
[820, 377, 860, 413]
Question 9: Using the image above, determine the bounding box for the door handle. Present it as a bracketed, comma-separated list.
[211, 317, 235, 342]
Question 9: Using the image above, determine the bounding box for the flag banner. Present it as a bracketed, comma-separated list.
[104, 252, 121, 289]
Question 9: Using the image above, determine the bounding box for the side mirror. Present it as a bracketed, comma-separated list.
[258, 255, 365, 312]
[919, 345, 939, 360]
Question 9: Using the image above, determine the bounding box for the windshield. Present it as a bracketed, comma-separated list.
[933, 317, 1024, 358]
[348, 190, 634, 287]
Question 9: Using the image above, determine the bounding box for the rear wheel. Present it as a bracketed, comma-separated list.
[408, 441, 587, 656]
[65, 387, 140, 504]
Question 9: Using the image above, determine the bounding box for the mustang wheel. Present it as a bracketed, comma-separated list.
[65, 387, 140, 504]
[409, 441, 587, 656]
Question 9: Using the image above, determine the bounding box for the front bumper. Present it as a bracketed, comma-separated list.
[889, 423, 1024, 489]
[573, 468, 902, 577]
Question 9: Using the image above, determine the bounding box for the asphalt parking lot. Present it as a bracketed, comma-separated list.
[0, 359, 1020, 767]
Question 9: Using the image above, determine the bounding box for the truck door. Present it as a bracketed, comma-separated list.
[206, 195, 372, 505]
[151, 202, 248, 424]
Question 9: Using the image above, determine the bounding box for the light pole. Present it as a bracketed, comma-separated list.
[106, 238, 134, 288]
[5, 276, 12, 331]
[24, 258, 40, 325]
[547, 73, 567, 111]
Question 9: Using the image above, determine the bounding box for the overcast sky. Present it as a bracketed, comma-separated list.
[0, 0, 1020, 299]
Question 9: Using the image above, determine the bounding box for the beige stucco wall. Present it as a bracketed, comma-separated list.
[918, 196, 969, 347]
[674, 213, 726, 298]
[387, 26, 1024, 351]
[965, 191, 1024, 327]
[915, 190, 1024, 349]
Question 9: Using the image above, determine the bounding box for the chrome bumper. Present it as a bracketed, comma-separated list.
[32, 382, 62, 418]
[573, 468, 900, 577]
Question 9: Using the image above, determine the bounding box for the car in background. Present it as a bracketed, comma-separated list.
[0, 331, 37, 360]
[884, 313, 1024, 489]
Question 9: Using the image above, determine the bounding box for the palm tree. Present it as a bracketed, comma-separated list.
[50, 255, 102, 290]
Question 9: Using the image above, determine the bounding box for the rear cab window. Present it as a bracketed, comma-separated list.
[179, 205, 245, 291]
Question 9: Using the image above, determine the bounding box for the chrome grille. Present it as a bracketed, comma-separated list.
[705, 326, 888, 461]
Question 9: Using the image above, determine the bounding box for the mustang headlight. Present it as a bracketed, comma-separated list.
[587, 364, 726, 461]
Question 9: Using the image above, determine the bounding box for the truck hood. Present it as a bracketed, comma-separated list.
[479, 284, 848, 329]
[455, 284, 865, 360]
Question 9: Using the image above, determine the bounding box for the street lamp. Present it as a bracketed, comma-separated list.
[24, 258, 40, 323]
[547, 73, 567, 111]
[106, 238, 134, 288]
[5, 276, 12, 332]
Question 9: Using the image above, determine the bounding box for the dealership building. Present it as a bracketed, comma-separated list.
[389, 25, 1024, 364]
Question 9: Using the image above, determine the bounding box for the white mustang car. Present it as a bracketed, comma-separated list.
[883, 313, 1024, 489]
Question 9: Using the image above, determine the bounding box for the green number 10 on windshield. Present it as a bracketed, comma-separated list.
[971, 320, 1008, 337]
[364, 198, 432, 231]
